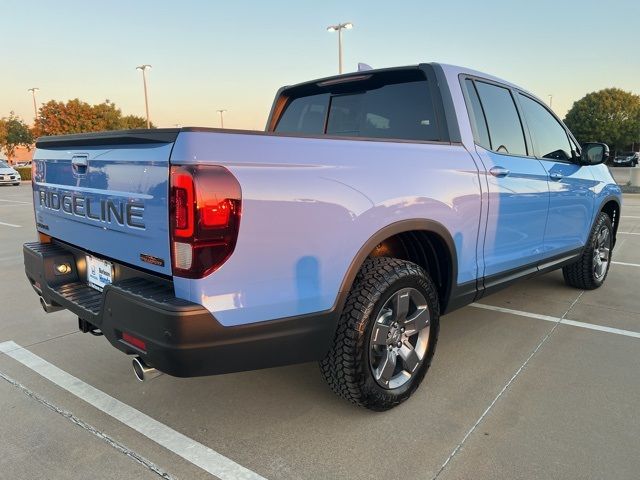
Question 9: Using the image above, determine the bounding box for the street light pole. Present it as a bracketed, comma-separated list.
[27, 88, 39, 121]
[217, 109, 227, 129]
[327, 22, 353, 74]
[136, 65, 152, 128]
[548, 94, 553, 109]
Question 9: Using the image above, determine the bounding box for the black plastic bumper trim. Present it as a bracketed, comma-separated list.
[23, 241, 337, 377]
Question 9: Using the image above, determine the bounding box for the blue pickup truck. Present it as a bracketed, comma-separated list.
[24, 63, 621, 410]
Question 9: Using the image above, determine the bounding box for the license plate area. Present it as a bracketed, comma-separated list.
[86, 255, 113, 291]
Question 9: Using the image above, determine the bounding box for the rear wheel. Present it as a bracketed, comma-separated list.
[563, 212, 612, 290]
[320, 257, 439, 411]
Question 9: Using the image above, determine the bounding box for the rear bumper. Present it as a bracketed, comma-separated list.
[23, 241, 337, 377]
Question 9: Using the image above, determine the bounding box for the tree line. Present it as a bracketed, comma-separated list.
[0, 99, 150, 161]
[2, 89, 639, 162]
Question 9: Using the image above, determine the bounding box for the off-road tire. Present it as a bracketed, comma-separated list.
[319, 257, 440, 411]
[563, 212, 613, 290]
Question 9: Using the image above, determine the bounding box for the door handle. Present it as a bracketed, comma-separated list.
[489, 166, 510, 178]
[549, 172, 563, 181]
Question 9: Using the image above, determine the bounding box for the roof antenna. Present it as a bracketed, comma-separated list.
[357, 63, 373, 71]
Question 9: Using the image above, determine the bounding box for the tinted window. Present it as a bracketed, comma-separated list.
[275, 93, 329, 135]
[326, 80, 439, 141]
[274, 77, 439, 142]
[475, 81, 527, 156]
[464, 79, 491, 150]
[518, 94, 572, 161]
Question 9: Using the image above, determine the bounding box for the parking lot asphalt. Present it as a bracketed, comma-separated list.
[1, 183, 639, 480]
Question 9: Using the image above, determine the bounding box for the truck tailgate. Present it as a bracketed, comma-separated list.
[32, 130, 179, 276]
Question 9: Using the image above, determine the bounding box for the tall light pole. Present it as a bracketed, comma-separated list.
[27, 88, 39, 121]
[548, 94, 553, 109]
[327, 22, 353, 74]
[136, 65, 152, 128]
[217, 109, 227, 129]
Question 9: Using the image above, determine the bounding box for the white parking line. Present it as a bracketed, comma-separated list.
[622, 216, 640, 219]
[0, 341, 266, 480]
[612, 261, 640, 268]
[0, 198, 30, 204]
[0, 203, 29, 208]
[471, 303, 640, 339]
[618, 231, 640, 236]
[0, 221, 21, 228]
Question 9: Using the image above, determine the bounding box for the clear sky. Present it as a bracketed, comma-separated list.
[2, 0, 639, 130]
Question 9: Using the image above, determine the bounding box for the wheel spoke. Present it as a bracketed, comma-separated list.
[376, 350, 397, 384]
[403, 307, 429, 336]
[393, 291, 410, 322]
[595, 259, 606, 277]
[399, 342, 420, 373]
[371, 323, 391, 346]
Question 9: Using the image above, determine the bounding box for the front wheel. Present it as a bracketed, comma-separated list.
[563, 212, 613, 290]
[320, 257, 440, 411]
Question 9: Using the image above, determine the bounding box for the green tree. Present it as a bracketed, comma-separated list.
[33, 99, 152, 137]
[564, 88, 640, 153]
[0, 112, 34, 161]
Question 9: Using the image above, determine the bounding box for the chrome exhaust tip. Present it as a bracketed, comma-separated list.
[132, 356, 163, 382]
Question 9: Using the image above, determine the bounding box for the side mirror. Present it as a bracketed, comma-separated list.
[580, 143, 609, 166]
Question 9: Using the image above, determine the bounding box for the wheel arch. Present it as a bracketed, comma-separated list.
[598, 196, 621, 248]
[335, 220, 460, 317]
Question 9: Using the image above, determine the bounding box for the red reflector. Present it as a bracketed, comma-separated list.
[122, 332, 146, 351]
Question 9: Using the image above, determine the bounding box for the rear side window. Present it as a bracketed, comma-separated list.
[475, 81, 527, 156]
[518, 94, 572, 161]
[274, 74, 440, 142]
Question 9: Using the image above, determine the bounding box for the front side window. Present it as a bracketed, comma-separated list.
[475, 81, 527, 156]
[518, 94, 572, 161]
[274, 73, 440, 142]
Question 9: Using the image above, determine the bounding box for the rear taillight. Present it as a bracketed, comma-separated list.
[169, 165, 242, 279]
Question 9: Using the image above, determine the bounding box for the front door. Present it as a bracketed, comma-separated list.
[516, 93, 595, 256]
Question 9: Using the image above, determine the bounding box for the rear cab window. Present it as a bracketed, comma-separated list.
[272, 69, 443, 142]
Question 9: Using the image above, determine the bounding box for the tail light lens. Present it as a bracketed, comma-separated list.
[169, 165, 242, 279]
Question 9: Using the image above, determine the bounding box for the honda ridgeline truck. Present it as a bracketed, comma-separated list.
[24, 63, 621, 410]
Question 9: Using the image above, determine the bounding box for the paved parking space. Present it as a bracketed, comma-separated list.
[1, 183, 639, 479]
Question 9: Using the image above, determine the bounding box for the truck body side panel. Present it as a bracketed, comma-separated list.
[170, 131, 482, 326]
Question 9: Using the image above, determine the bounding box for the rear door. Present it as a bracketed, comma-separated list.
[463, 79, 550, 279]
[515, 93, 595, 256]
[32, 130, 178, 275]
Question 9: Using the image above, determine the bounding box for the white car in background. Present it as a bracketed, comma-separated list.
[0, 161, 22, 186]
